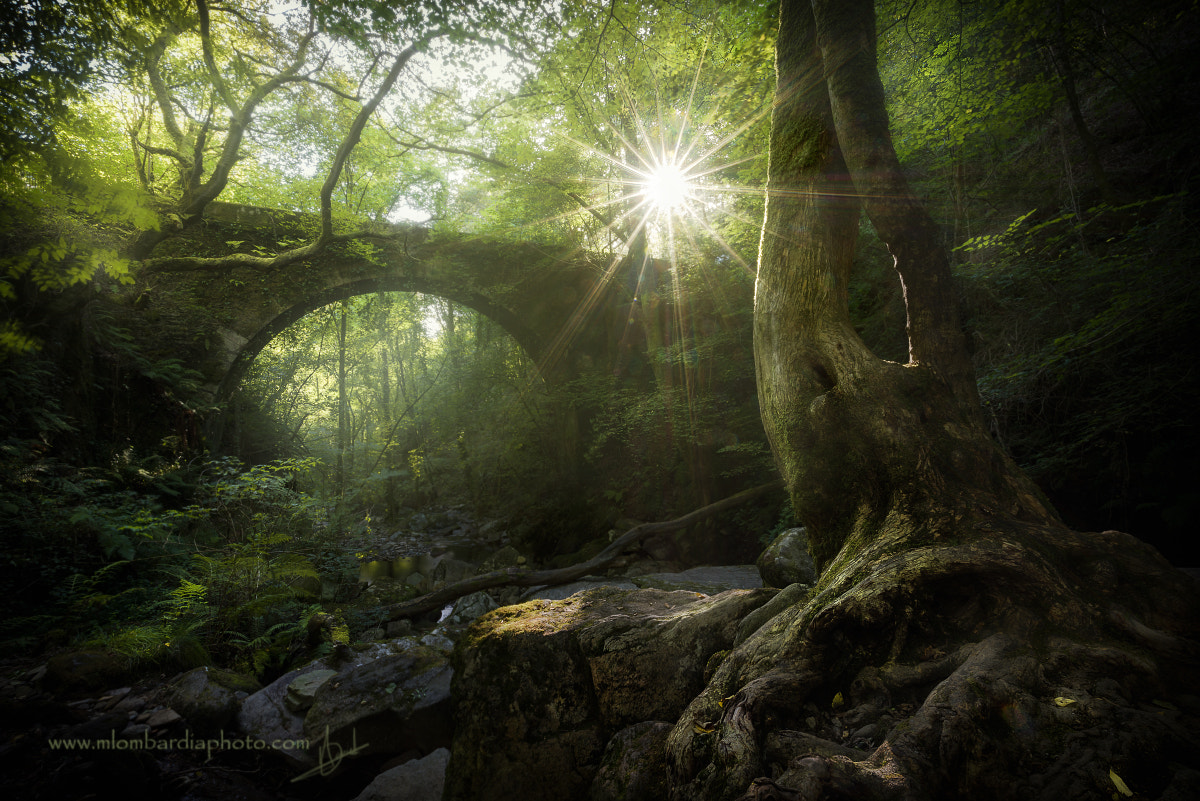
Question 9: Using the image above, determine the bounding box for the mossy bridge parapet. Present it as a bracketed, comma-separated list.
[135, 201, 627, 402]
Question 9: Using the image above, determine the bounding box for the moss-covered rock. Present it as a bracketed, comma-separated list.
[168, 666, 261, 735]
[590, 721, 673, 801]
[42, 650, 127, 693]
[444, 586, 775, 801]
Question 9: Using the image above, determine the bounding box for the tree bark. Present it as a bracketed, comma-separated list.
[754, 0, 1056, 572]
[663, 1, 1200, 799]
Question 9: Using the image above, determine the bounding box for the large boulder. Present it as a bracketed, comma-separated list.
[236, 661, 333, 767]
[431, 557, 475, 590]
[444, 591, 498, 624]
[352, 748, 450, 801]
[285, 668, 338, 712]
[590, 721, 673, 801]
[756, 527, 818, 588]
[168, 666, 261, 735]
[445, 586, 775, 801]
[238, 643, 454, 771]
[303, 646, 454, 759]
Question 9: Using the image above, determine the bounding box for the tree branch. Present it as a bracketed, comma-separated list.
[145, 30, 185, 148]
[134, 140, 189, 165]
[578, 0, 619, 96]
[181, 22, 318, 218]
[811, 0, 977, 403]
[278, 73, 361, 101]
[391, 133, 625, 241]
[400, 139, 513, 170]
[382, 480, 784, 620]
[197, 0, 239, 113]
[141, 228, 404, 273]
[317, 38, 438, 242]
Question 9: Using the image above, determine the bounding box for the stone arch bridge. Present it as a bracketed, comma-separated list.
[129, 202, 659, 454]
[138, 202, 637, 406]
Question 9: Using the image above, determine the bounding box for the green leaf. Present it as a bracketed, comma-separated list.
[1109, 768, 1133, 797]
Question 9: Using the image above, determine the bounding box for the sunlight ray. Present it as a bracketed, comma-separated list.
[535, 205, 657, 377]
[614, 74, 668, 177]
[562, 132, 648, 176]
[676, 101, 774, 176]
[676, 201, 754, 275]
[519, 23, 773, 387]
[682, 153, 762, 182]
[672, 211, 739, 311]
[673, 27, 711, 168]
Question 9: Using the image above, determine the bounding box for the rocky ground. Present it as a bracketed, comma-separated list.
[0, 509, 800, 801]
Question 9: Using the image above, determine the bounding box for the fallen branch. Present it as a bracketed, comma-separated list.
[382, 480, 784, 621]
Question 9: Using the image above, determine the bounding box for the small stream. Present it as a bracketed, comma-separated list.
[355, 508, 503, 586]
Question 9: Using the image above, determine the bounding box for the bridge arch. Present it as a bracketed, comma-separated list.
[140, 204, 628, 455]
[215, 275, 551, 404]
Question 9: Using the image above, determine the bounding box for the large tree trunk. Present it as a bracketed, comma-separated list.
[753, 0, 1056, 572]
[664, 1, 1200, 798]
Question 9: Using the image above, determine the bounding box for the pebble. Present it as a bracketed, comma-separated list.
[114, 694, 147, 713]
[143, 708, 182, 727]
[122, 722, 151, 738]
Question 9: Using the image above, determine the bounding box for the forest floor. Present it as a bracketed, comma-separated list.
[0, 506, 712, 800]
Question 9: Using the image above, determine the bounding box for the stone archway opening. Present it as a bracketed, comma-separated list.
[218, 288, 568, 524]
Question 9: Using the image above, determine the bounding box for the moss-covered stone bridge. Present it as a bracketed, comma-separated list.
[137, 202, 637, 406]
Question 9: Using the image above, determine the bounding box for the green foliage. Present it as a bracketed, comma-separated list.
[0, 0, 187, 161]
[959, 193, 1199, 547]
[578, 364, 771, 522]
[181, 456, 326, 543]
[86, 540, 328, 675]
[0, 127, 159, 356]
[0, 450, 341, 672]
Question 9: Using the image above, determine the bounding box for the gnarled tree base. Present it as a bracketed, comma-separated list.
[666, 512, 1200, 801]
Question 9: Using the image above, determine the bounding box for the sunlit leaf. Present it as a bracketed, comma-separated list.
[1109, 768, 1133, 797]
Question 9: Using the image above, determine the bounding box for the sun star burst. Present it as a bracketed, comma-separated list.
[641, 159, 694, 213]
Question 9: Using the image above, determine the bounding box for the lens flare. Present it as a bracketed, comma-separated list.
[642, 160, 693, 212]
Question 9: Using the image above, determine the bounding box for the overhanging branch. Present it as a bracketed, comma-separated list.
[391, 133, 625, 242]
[142, 229, 401, 273]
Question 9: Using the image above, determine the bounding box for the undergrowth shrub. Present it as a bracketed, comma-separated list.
[0, 452, 369, 677]
[958, 193, 1199, 559]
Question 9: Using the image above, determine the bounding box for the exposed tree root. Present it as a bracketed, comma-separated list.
[666, 513, 1200, 801]
[382, 480, 783, 621]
